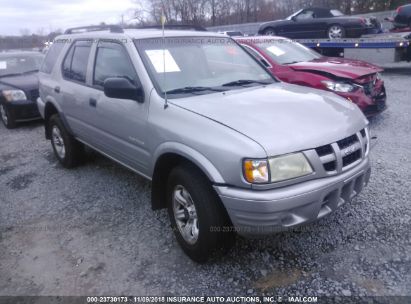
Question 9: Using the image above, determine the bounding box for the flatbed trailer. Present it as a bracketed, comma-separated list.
[296, 32, 411, 65]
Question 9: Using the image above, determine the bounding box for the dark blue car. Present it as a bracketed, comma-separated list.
[0, 51, 44, 128]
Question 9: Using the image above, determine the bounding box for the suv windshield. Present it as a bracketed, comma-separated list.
[256, 40, 322, 65]
[0, 53, 44, 77]
[135, 37, 275, 97]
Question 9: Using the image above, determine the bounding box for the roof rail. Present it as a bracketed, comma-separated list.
[136, 24, 207, 32]
[64, 25, 124, 34]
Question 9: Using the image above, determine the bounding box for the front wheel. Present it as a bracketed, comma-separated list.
[0, 103, 16, 129]
[167, 165, 234, 263]
[263, 27, 276, 36]
[49, 114, 84, 168]
[328, 25, 345, 39]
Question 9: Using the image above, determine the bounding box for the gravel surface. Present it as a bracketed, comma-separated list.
[0, 67, 410, 297]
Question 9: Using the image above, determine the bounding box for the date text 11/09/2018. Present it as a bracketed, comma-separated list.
[86, 296, 319, 303]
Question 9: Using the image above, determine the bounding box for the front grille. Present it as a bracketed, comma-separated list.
[315, 129, 368, 174]
[337, 134, 359, 150]
[29, 89, 39, 102]
[363, 81, 375, 96]
[343, 150, 362, 167]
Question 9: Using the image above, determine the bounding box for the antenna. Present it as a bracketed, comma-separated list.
[161, 9, 168, 109]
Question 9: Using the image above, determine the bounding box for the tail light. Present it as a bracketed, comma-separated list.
[397, 6, 402, 14]
[360, 18, 366, 24]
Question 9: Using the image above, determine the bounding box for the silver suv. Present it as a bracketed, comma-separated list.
[38, 26, 371, 262]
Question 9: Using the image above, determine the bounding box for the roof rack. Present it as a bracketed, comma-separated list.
[136, 24, 207, 32]
[64, 25, 124, 34]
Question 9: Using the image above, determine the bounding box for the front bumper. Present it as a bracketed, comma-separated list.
[337, 82, 387, 117]
[215, 157, 371, 237]
[6, 99, 41, 122]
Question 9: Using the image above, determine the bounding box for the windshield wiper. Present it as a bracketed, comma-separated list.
[165, 86, 226, 95]
[0, 69, 39, 78]
[21, 69, 39, 74]
[221, 79, 273, 87]
[283, 61, 301, 65]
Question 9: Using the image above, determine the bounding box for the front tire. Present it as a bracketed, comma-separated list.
[49, 114, 84, 168]
[263, 27, 276, 36]
[0, 103, 16, 129]
[167, 164, 234, 263]
[328, 25, 345, 39]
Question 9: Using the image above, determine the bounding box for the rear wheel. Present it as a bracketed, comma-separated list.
[167, 164, 234, 263]
[328, 25, 345, 39]
[49, 114, 84, 168]
[0, 103, 17, 129]
[263, 27, 276, 36]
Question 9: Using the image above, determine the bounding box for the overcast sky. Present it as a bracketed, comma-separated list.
[0, 0, 137, 36]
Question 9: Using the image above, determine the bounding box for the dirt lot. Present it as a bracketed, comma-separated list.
[1, 67, 410, 297]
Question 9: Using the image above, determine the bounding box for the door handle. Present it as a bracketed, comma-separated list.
[89, 98, 97, 107]
[54, 86, 60, 93]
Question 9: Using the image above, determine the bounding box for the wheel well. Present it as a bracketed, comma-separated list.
[151, 153, 212, 210]
[44, 102, 59, 139]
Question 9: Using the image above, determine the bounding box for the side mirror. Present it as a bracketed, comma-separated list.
[291, 16, 297, 22]
[103, 77, 144, 102]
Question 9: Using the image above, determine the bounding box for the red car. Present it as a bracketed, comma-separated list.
[235, 36, 387, 116]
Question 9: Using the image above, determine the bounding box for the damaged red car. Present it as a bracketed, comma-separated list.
[236, 36, 387, 116]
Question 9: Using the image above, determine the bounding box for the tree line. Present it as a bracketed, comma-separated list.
[134, 0, 410, 26]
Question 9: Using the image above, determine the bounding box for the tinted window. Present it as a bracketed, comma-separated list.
[41, 42, 64, 74]
[62, 40, 92, 83]
[93, 42, 137, 87]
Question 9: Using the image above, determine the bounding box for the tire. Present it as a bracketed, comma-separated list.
[263, 27, 276, 36]
[0, 103, 16, 129]
[166, 164, 235, 263]
[327, 24, 345, 39]
[49, 114, 84, 168]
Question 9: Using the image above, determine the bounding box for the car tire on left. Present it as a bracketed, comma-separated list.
[0, 103, 16, 129]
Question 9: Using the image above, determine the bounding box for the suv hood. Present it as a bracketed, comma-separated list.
[172, 83, 367, 157]
[288, 57, 383, 79]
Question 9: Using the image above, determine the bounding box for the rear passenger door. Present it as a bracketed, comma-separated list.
[87, 40, 150, 174]
[60, 40, 94, 140]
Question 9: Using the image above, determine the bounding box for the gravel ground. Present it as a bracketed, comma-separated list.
[0, 67, 410, 298]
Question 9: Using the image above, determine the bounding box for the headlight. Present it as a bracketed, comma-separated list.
[243, 153, 313, 184]
[243, 159, 269, 184]
[376, 72, 381, 80]
[321, 80, 355, 93]
[2, 90, 27, 102]
[269, 153, 313, 183]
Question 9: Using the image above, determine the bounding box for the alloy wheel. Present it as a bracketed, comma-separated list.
[328, 25, 343, 39]
[52, 126, 66, 159]
[172, 185, 199, 245]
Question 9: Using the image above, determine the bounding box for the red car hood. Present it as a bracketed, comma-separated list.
[288, 57, 383, 80]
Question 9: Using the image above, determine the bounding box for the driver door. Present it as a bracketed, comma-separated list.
[86, 41, 150, 174]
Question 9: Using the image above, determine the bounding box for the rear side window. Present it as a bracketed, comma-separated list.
[62, 40, 92, 83]
[40, 41, 64, 74]
[93, 41, 137, 87]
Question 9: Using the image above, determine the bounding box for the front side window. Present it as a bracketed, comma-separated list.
[0, 53, 44, 77]
[256, 40, 322, 65]
[330, 10, 344, 17]
[62, 40, 92, 83]
[93, 41, 137, 87]
[135, 37, 274, 98]
[296, 10, 315, 20]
